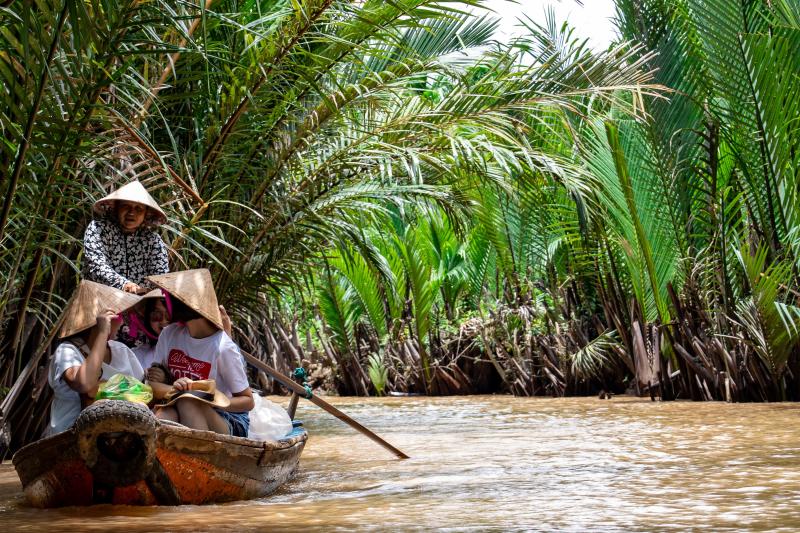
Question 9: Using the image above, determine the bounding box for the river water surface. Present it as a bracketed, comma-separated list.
[2, 396, 800, 531]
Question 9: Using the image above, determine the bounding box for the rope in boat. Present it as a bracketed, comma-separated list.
[293, 367, 313, 399]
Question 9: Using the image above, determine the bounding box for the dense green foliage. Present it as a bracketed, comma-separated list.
[304, 0, 800, 400]
[1, 0, 799, 448]
[299, 0, 800, 400]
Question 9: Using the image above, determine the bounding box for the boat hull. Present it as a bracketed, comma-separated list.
[12, 400, 307, 507]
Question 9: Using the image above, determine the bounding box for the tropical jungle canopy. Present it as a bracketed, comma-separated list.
[1, 0, 800, 450]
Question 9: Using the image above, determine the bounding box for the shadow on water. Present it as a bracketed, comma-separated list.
[2, 396, 800, 532]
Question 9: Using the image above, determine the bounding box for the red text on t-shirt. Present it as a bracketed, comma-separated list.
[168, 349, 212, 380]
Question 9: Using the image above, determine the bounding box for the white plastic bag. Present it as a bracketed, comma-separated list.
[248, 395, 293, 441]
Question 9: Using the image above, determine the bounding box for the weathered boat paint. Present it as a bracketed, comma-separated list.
[12, 400, 307, 507]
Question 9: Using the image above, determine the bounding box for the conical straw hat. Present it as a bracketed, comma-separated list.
[141, 288, 164, 300]
[93, 180, 167, 226]
[162, 379, 230, 409]
[147, 269, 223, 330]
[137, 288, 165, 308]
[60, 281, 142, 338]
[131, 288, 166, 318]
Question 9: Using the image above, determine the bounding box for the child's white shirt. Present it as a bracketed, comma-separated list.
[153, 324, 249, 397]
[46, 340, 144, 436]
[133, 343, 157, 371]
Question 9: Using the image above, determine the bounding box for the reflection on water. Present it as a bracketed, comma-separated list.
[3, 396, 800, 531]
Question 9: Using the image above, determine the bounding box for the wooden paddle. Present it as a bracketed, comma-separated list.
[241, 351, 409, 459]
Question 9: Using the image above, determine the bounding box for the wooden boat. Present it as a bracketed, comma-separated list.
[12, 400, 307, 507]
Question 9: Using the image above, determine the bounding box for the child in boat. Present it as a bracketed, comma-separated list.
[134, 290, 233, 383]
[83, 179, 169, 295]
[131, 290, 171, 371]
[147, 269, 254, 437]
[46, 281, 144, 436]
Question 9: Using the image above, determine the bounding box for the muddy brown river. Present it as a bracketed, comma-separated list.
[2, 396, 800, 531]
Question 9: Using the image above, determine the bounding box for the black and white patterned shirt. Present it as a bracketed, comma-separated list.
[82, 218, 169, 289]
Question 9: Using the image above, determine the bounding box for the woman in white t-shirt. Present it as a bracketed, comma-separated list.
[46, 281, 144, 436]
[146, 269, 254, 437]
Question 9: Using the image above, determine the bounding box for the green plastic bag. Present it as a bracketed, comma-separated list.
[95, 373, 153, 404]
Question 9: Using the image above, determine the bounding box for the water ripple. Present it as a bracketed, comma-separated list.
[2, 396, 800, 531]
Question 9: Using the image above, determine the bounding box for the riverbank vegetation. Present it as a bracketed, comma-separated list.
[1, 0, 800, 448]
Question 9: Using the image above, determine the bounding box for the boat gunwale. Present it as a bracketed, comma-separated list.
[13, 418, 307, 466]
[11, 403, 308, 507]
[157, 420, 307, 451]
